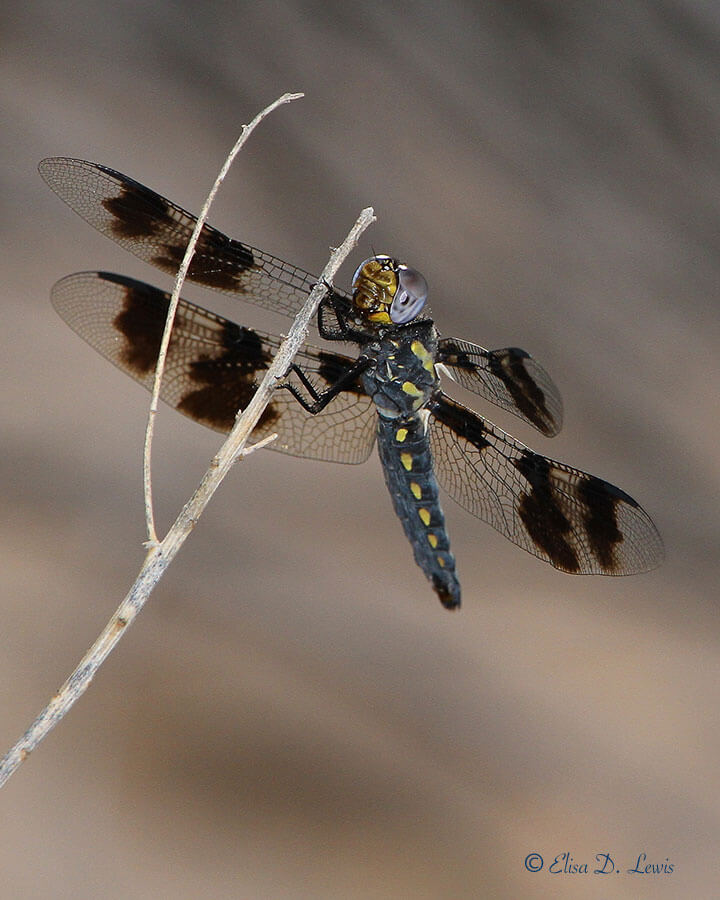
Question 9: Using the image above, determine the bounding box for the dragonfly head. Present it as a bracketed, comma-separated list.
[351, 255, 428, 326]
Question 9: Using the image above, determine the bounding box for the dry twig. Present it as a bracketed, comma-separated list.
[143, 91, 304, 543]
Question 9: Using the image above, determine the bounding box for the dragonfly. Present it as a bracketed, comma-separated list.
[39, 157, 664, 609]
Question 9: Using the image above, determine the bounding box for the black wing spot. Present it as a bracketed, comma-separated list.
[514, 450, 581, 572]
[153, 230, 255, 292]
[438, 340, 474, 370]
[103, 182, 172, 240]
[488, 348, 554, 436]
[111, 278, 275, 432]
[178, 383, 280, 433]
[431, 395, 490, 452]
[177, 321, 276, 432]
[111, 276, 169, 374]
[102, 176, 256, 291]
[578, 475, 627, 571]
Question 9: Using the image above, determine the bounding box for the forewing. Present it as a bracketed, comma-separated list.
[39, 157, 353, 321]
[51, 271, 376, 464]
[437, 338, 563, 436]
[429, 394, 664, 574]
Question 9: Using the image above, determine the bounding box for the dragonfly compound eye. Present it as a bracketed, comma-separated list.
[390, 265, 428, 324]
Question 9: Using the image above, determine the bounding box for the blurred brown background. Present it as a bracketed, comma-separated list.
[1, 1, 718, 897]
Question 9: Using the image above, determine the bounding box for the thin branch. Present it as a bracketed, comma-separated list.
[0, 172, 375, 793]
[143, 91, 304, 544]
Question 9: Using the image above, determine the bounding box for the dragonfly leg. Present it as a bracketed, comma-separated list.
[280, 357, 371, 414]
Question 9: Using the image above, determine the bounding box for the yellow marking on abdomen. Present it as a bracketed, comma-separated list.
[395, 427, 408, 443]
[418, 508, 431, 526]
[410, 482, 422, 500]
[400, 452, 413, 471]
[427, 533, 438, 549]
[437, 556, 446, 568]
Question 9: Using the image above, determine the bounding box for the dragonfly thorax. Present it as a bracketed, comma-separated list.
[361, 320, 439, 420]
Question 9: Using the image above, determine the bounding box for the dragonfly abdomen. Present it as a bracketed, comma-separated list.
[376, 415, 460, 609]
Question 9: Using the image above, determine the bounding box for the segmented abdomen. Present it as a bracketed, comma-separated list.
[376, 415, 460, 608]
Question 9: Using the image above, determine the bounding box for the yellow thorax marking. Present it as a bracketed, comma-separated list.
[411, 340, 435, 372]
[402, 381, 424, 397]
